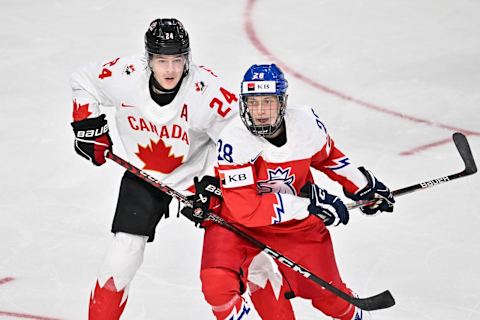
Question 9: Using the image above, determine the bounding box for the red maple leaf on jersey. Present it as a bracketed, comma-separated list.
[72, 99, 92, 121]
[136, 139, 184, 174]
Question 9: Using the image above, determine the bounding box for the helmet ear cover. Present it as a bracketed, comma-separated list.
[239, 64, 288, 137]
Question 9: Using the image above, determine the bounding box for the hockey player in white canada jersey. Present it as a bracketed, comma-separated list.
[187, 64, 395, 319]
[70, 18, 240, 319]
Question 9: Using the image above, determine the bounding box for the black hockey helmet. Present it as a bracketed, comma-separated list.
[144, 18, 190, 55]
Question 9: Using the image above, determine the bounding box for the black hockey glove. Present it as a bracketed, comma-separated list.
[343, 167, 395, 215]
[71, 114, 112, 166]
[300, 182, 349, 226]
[181, 176, 222, 227]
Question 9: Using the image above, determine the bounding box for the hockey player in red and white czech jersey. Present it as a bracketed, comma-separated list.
[190, 64, 395, 319]
[70, 19, 241, 319]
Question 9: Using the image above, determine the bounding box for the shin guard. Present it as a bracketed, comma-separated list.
[89, 232, 147, 320]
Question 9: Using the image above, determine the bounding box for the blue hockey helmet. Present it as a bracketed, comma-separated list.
[239, 64, 288, 137]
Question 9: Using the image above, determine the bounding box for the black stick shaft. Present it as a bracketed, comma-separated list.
[105, 151, 395, 311]
[347, 132, 477, 210]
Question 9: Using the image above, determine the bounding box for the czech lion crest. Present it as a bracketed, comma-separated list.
[257, 167, 296, 195]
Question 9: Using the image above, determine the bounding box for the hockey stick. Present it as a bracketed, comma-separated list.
[346, 132, 477, 210]
[105, 151, 395, 311]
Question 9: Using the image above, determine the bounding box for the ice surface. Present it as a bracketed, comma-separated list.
[1, 0, 479, 319]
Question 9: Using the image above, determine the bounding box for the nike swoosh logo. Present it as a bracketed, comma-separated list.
[250, 152, 261, 163]
[121, 102, 136, 108]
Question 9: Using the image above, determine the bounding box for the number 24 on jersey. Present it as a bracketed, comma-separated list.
[210, 87, 237, 118]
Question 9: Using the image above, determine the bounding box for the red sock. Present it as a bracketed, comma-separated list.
[312, 287, 356, 320]
[211, 295, 251, 320]
[201, 268, 252, 320]
[249, 281, 295, 320]
[89, 277, 127, 320]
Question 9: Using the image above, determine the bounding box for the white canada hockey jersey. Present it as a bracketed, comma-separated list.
[216, 106, 368, 227]
[71, 55, 238, 192]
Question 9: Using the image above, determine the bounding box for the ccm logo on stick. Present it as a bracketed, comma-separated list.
[263, 247, 312, 278]
[219, 167, 254, 188]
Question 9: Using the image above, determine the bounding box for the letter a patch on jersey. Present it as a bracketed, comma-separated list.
[219, 167, 254, 189]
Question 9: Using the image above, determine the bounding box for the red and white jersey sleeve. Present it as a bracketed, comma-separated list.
[307, 109, 368, 194]
[71, 55, 237, 192]
[215, 106, 368, 227]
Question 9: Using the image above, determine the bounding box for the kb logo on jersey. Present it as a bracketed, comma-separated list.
[219, 167, 254, 189]
[226, 173, 248, 182]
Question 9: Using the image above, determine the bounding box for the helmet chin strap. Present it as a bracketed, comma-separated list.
[264, 120, 285, 139]
[263, 121, 287, 148]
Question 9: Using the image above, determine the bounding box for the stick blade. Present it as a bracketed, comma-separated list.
[453, 132, 477, 175]
[353, 290, 396, 311]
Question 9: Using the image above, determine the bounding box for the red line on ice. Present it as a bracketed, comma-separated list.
[398, 137, 454, 156]
[243, 0, 480, 155]
[0, 312, 61, 320]
[0, 278, 62, 319]
[0, 277, 15, 285]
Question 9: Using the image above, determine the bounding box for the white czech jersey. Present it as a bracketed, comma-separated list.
[216, 106, 368, 227]
[71, 55, 238, 192]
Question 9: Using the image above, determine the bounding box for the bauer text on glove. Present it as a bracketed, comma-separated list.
[71, 114, 112, 166]
[181, 175, 222, 226]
